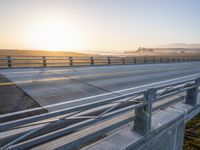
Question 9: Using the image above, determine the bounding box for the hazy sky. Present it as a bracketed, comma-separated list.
[0, 0, 200, 52]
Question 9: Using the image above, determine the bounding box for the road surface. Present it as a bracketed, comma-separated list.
[1, 62, 200, 111]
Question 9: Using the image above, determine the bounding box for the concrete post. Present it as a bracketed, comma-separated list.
[134, 88, 156, 136]
[69, 57, 73, 66]
[185, 78, 200, 106]
[7, 56, 12, 68]
[42, 56, 46, 67]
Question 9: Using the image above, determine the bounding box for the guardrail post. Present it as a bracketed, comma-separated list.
[185, 78, 200, 106]
[160, 58, 163, 63]
[69, 57, 73, 66]
[153, 58, 155, 63]
[107, 57, 111, 65]
[122, 57, 125, 65]
[133, 88, 156, 136]
[7, 56, 12, 67]
[134, 57, 136, 64]
[90, 57, 94, 65]
[144, 57, 147, 64]
[42, 56, 46, 67]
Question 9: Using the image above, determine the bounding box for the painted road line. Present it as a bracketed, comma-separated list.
[38, 73, 200, 109]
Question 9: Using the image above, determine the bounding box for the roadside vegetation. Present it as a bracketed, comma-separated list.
[183, 113, 200, 150]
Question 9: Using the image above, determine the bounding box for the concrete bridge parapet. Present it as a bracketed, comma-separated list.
[82, 103, 200, 150]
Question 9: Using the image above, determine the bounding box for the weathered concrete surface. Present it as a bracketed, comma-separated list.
[82, 102, 200, 150]
[0, 75, 47, 122]
[1, 62, 200, 111]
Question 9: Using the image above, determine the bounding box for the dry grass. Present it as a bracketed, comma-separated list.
[0, 49, 200, 57]
[0, 49, 93, 57]
[183, 113, 200, 150]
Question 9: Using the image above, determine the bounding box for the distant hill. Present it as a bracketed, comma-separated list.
[154, 43, 200, 49]
[152, 43, 200, 54]
[153, 48, 200, 54]
[0, 49, 93, 56]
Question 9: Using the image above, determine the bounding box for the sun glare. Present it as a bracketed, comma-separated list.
[26, 20, 85, 51]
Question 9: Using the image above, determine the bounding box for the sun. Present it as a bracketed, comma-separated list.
[26, 20, 85, 51]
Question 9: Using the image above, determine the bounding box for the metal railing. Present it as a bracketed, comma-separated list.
[0, 77, 200, 149]
[0, 55, 200, 68]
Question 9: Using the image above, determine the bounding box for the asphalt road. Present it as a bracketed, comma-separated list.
[1, 62, 200, 111]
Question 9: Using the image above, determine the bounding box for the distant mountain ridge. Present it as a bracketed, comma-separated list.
[154, 43, 200, 49]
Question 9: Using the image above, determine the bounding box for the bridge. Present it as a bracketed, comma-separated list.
[0, 58, 200, 150]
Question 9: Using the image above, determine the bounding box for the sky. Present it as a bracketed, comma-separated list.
[0, 0, 200, 52]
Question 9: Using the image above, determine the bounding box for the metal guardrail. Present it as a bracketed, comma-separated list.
[0, 56, 200, 68]
[0, 77, 200, 149]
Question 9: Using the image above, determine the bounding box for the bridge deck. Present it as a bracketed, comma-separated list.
[0, 62, 200, 150]
[1, 62, 200, 111]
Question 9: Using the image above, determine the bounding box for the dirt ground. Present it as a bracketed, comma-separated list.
[0, 74, 47, 122]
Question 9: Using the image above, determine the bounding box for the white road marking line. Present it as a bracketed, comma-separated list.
[42, 73, 200, 109]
